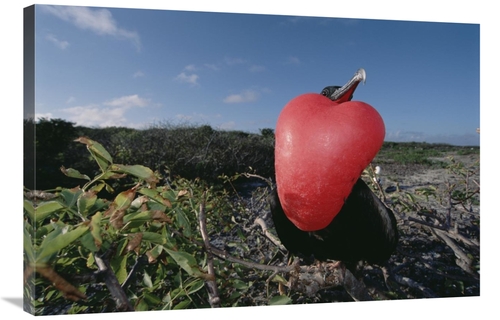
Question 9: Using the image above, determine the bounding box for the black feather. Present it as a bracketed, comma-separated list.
[269, 178, 398, 264]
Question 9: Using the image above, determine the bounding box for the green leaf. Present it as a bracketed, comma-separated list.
[23, 223, 35, 263]
[109, 189, 136, 212]
[232, 279, 249, 290]
[146, 245, 164, 263]
[123, 211, 152, 225]
[270, 273, 288, 285]
[86, 253, 95, 268]
[186, 278, 205, 295]
[90, 182, 106, 193]
[143, 292, 162, 306]
[173, 300, 191, 310]
[97, 171, 127, 180]
[23, 200, 35, 222]
[160, 189, 178, 203]
[141, 232, 166, 245]
[269, 295, 292, 305]
[114, 237, 129, 256]
[405, 192, 416, 203]
[35, 223, 55, 240]
[175, 208, 192, 237]
[77, 191, 97, 218]
[74, 137, 113, 172]
[229, 291, 242, 301]
[36, 225, 89, 264]
[35, 201, 64, 222]
[143, 271, 153, 288]
[164, 249, 205, 278]
[105, 183, 115, 194]
[162, 293, 172, 310]
[60, 188, 82, 207]
[60, 166, 90, 180]
[138, 188, 172, 208]
[90, 212, 103, 249]
[111, 164, 158, 185]
[136, 298, 149, 311]
[106, 189, 136, 229]
[110, 254, 128, 285]
[80, 231, 99, 252]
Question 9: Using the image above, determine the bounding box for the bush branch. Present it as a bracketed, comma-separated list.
[94, 245, 134, 312]
[198, 193, 221, 308]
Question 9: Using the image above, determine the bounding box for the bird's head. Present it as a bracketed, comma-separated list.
[320, 68, 366, 103]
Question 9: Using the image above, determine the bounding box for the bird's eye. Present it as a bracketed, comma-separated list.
[321, 89, 328, 96]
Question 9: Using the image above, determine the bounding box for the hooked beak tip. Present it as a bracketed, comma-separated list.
[328, 68, 367, 102]
[357, 68, 367, 84]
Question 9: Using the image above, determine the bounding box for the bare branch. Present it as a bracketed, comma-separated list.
[253, 217, 287, 251]
[448, 229, 479, 248]
[287, 261, 372, 301]
[431, 228, 478, 278]
[407, 216, 448, 231]
[198, 192, 221, 308]
[396, 249, 478, 282]
[241, 172, 274, 187]
[392, 273, 437, 298]
[94, 245, 134, 312]
[209, 245, 300, 274]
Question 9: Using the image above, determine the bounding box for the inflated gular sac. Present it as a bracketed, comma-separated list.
[275, 68, 385, 231]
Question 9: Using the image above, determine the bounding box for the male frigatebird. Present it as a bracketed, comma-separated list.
[270, 70, 398, 264]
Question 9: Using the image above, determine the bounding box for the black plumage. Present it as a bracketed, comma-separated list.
[269, 178, 398, 264]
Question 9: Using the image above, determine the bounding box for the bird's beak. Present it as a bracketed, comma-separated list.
[329, 68, 366, 103]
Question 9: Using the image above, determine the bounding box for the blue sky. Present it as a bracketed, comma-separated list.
[32, 4, 480, 146]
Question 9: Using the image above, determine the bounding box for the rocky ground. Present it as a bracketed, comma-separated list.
[221, 151, 480, 304]
[373, 152, 480, 299]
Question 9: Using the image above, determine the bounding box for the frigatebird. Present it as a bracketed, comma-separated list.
[270, 71, 398, 265]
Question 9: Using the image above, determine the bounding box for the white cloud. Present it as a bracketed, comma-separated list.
[66, 96, 76, 104]
[218, 121, 236, 130]
[61, 94, 150, 127]
[41, 5, 141, 51]
[104, 94, 149, 108]
[133, 71, 144, 78]
[225, 57, 247, 65]
[223, 90, 259, 103]
[204, 63, 220, 71]
[62, 104, 124, 127]
[184, 64, 197, 71]
[45, 34, 69, 49]
[175, 72, 199, 85]
[285, 56, 301, 65]
[34, 113, 54, 120]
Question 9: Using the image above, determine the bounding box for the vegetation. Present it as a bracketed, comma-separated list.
[24, 136, 280, 314]
[376, 141, 479, 166]
[24, 119, 275, 192]
[23, 119, 480, 314]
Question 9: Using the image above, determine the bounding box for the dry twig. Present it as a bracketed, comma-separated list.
[198, 193, 221, 308]
[94, 245, 134, 312]
[431, 228, 477, 278]
[253, 217, 286, 251]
